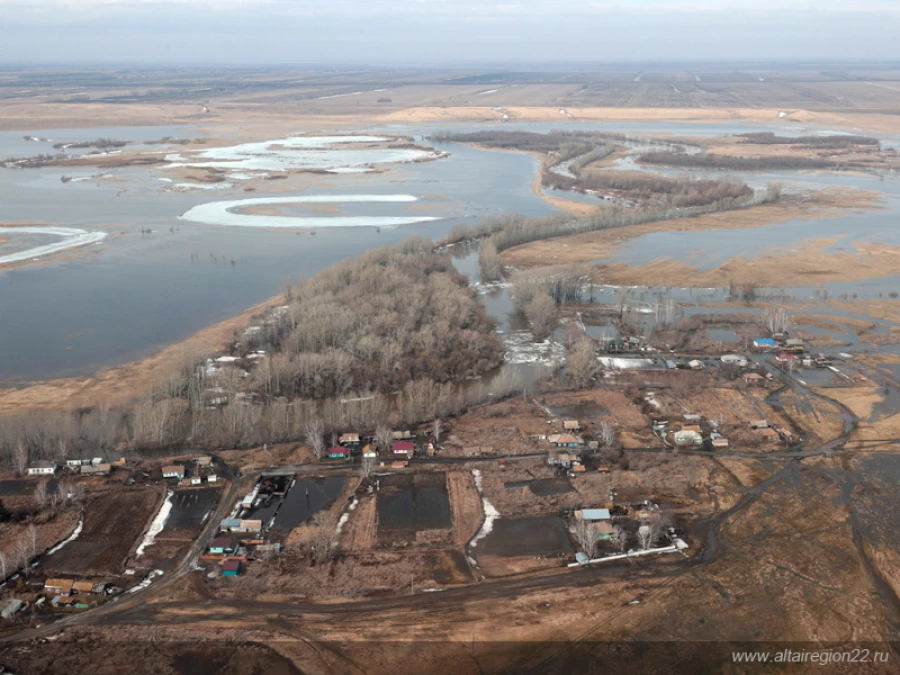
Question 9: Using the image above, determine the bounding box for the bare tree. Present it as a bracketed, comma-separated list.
[310, 511, 337, 564]
[361, 454, 376, 479]
[525, 293, 557, 341]
[0, 550, 7, 581]
[33, 481, 48, 509]
[572, 518, 596, 558]
[637, 525, 653, 551]
[764, 305, 792, 335]
[25, 524, 38, 562]
[432, 418, 443, 444]
[12, 440, 28, 476]
[598, 421, 616, 447]
[304, 417, 326, 461]
[375, 424, 394, 456]
[566, 339, 598, 389]
[610, 525, 628, 553]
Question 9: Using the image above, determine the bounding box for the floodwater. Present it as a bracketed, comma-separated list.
[3, 118, 900, 383]
[163, 487, 220, 532]
[477, 515, 573, 557]
[270, 476, 347, 531]
[377, 473, 451, 531]
[505, 477, 575, 497]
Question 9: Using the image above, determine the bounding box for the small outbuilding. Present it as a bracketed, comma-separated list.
[753, 338, 778, 350]
[221, 560, 243, 577]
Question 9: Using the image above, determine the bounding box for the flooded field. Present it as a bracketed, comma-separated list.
[270, 476, 347, 531]
[377, 473, 452, 534]
[162, 487, 220, 535]
[505, 477, 575, 497]
[476, 515, 573, 557]
[3, 118, 900, 384]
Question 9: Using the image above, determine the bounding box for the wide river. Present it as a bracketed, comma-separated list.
[1, 120, 899, 383]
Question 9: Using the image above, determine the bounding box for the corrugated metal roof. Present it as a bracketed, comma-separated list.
[579, 508, 611, 520]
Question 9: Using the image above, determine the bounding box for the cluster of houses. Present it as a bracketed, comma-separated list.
[26, 456, 126, 477]
[748, 419, 798, 445]
[653, 412, 731, 451]
[41, 577, 116, 608]
[161, 455, 219, 486]
[326, 430, 433, 466]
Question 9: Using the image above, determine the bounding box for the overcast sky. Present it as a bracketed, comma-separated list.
[0, 0, 897, 65]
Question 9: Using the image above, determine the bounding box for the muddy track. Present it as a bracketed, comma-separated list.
[3, 369, 891, 652]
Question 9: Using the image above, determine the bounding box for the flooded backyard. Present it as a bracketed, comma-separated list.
[377, 473, 452, 537]
[476, 515, 573, 558]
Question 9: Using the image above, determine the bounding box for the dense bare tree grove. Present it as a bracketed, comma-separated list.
[638, 151, 862, 172]
[738, 132, 879, 148]
[544, 170, 752, 209]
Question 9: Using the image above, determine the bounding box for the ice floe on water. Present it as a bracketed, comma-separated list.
[165, 134, 444, 175]
[501, 330, 566, 366]
[0, 226, 107, 266]
[179, 194, 441, 229]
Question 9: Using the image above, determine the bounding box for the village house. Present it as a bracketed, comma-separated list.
[548, 433, 583, 448]
[575, 508, 611, 522]
[743, 372, 765, 386]
[44, 578, 75, 595]
[548, 451, 573, 469]
[26, 461, 58, 476]
[196, 456, 213, 467]
[590, 521, 615, 541]
[392, 441, 415, 459]
[80, 463, 111, 476]
[207, 474, 218, 483]
[72, 580, 95, 595]
[362, 444, 378, 459]
[327, 446, 351, 460]
[339, 433, 360, 446]
[392, 430, 412, 440]
[563, 420, 581, 432]
[65, 459, 84, 468]
[162, 465, 185, 479]
[674, 429, 703, 446]
[721, 354, 749, 367]
[753, 338, 778, 350]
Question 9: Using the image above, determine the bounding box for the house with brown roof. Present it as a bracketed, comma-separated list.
[72, 580, 95, 594]
[563, 420, 581, 431]
[44, 578, 74, 595]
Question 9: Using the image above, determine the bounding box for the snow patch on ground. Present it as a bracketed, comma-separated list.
[0, 226, 107, 266]
[46, 518, 83, 555]
[335, 496, 359, 536]
[127, 569, 164, 593]
[135, 491, 173, 558]
[468, 469, 499, 550]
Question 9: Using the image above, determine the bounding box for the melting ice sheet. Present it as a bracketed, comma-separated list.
[0, 226, 107, 265]
[179, 194, 441, 228]
[165, 134, 442, 173]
